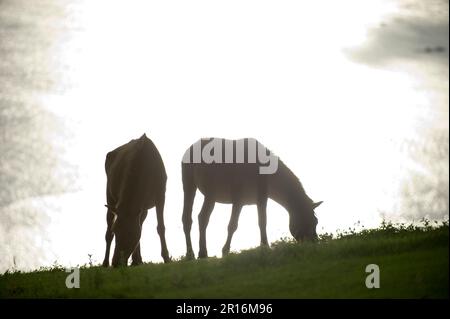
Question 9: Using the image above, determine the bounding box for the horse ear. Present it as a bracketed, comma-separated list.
[312, 201, 323, 209]
[105, 204, 115, 211]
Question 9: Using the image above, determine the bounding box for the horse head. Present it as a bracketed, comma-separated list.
[289, 200, 323, 242]
[111, 209, 142, 267]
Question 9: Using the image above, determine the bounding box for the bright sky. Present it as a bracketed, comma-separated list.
[10, 0, 447, 269]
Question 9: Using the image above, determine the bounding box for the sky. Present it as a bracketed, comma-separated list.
[0, 0, 448, 272]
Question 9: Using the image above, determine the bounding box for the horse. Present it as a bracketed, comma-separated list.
[181, 138, 322, 259]
[102, 134, 170, 267]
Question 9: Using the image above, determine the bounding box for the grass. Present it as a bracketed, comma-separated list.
[0, 220, 448, 298]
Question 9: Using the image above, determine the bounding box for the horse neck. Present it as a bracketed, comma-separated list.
[267, 161, 310, 213]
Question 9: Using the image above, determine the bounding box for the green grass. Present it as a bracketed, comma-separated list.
[0, 221, 448, 298]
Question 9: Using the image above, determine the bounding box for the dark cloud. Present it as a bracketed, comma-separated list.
[346, 0, 449, 67]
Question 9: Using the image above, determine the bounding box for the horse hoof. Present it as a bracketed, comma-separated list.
[185, 251, 195, 260]
[198, 251, 208, 259]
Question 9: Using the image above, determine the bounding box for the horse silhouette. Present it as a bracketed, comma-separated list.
[181, 138, 322, 259]
[102, 134, 170, 267]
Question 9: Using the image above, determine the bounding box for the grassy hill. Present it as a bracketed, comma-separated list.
[0, 221, 448, 298]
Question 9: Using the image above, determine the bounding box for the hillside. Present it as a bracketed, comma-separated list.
[0, 221, 448, 298]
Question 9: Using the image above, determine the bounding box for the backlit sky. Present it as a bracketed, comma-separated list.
[0, 0, 448, 271]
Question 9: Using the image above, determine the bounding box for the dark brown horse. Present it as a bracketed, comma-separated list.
[181, 138, 322, 259]
[102, 134, 170, 267]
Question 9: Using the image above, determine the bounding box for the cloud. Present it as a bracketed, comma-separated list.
[346, 0, 449, 67]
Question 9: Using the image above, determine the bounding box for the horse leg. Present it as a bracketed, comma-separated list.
[257, 196, 269, 246]
[156, 194, 170, 263]
[198, 198, 215, 258]
[182, 185, 196, 260]
[222, 203, 243, 256]
[131, 243, 142, 266]
[131, 210, 148, 266]
[102, 208, 115, 267]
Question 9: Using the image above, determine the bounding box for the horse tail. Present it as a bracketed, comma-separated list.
[181, 160, 196, 228]
[182, 161, 196, 196]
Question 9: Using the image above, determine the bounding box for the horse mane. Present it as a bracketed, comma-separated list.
[276, 159, 314, 207]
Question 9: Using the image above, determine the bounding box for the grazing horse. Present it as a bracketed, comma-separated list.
[102, 134, 170, 267]
[181, 138, 323, 259]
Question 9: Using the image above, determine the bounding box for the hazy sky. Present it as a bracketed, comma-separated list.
[0, 0, 448, 272]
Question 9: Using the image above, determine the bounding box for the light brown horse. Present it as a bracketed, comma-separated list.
[181, 138, 322, 259]
[102, 134, 170, 267]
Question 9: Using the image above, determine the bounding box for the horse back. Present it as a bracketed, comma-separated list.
[182, 138, 268, 204]
[106, 134, 167, 213]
